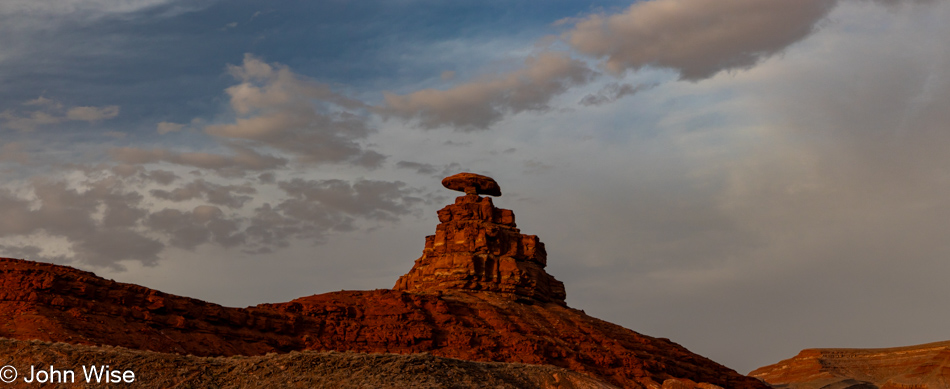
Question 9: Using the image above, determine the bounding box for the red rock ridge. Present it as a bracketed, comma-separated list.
[751, 341, 950, 389]
[0, 257, 300, 355]
[0, 173, 769, 389]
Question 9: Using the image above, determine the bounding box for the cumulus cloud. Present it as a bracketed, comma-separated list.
[381, 52, 594, 130]
[205, 54, 385, 168]
[0, 98, 120, 131]
[565, 0, 836, 80]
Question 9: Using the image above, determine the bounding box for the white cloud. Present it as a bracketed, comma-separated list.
[381, 52, 594, 130]
[565, 0, 836, 80]
[205, 54, 385, 167]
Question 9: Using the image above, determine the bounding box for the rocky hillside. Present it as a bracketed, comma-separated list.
[751, 340, 950, 389]
[0, 338, 617, 388]
[0, 173, 767, 389]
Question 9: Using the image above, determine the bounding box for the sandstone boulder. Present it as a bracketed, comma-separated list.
[442, 172, 502, 196]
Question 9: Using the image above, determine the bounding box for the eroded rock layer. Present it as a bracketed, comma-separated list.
[751, 341, 950, 389]
[393, 194, 566, 304]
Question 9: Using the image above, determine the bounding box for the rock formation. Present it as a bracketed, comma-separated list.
[0, 257, 299, 356]
[394, 172, 566, 304]
[0, 173, 770, 389]
[751, 341, 950, 388]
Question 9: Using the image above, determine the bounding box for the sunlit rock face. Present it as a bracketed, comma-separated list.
[393, 181, 566, 304]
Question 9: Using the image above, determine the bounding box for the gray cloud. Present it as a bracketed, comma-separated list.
[0, 244, 43, 260]
[0, 177, 160, 268]
[396, 161, 438, 175]
[150, 179, 256, 208]
[237, 178, 419, 253]
[381, 52, 595, 130]
[579, 82, 657, 107]
[566, 0, 836, 80]
[277, 179, 417, 222]
[205, 54, 385, 168]
[146, 206, 244, 250]
[0, 166, 424, 268]
[396, 161, 462, 177]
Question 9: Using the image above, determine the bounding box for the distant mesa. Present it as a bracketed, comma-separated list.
[0, 173, 768, 389]
[441, 172, 502, 197]
[752, 340, 950, 389]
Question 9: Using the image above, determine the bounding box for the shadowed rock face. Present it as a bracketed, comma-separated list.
[0, 174, 770, 389]
[751, 341, 950, 389]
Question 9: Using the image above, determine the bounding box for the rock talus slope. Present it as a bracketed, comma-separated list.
[751, 341, 950, 389]
[0, 172, 767, 389]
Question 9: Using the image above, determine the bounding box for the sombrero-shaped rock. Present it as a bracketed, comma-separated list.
[441, 172, 502, 196]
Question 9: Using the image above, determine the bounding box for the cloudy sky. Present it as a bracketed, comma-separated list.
[1, 0, 948, 374]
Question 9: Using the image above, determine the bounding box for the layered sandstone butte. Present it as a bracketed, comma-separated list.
[0, 173, 769, 389]
[751, 341, 950, 388]
[394, 173, 565, 304]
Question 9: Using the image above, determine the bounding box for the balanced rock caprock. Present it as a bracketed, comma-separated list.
[394, 173, 566, 304]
